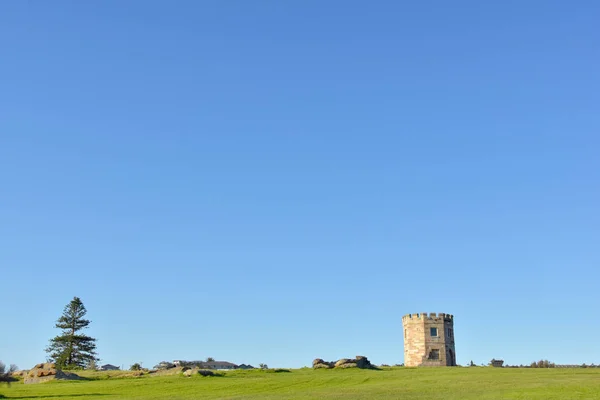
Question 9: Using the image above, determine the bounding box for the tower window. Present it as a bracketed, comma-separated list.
[447, 328, 453, 338]
[428, 349, 440, 360]
[430, 327, 438, 337]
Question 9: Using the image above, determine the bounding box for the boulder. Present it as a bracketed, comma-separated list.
[355, 355, 373, 369]
[313, 356, 375, 370]
[312, 359, 324, 367]
[24, 363, 81, 384]
[335, 359, 350, 367]
[312, 359, 335, 369]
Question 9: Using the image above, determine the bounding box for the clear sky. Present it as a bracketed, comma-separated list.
[1, 0, 599, 370]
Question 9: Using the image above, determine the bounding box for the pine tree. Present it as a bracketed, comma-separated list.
[45, 297, 99, 369]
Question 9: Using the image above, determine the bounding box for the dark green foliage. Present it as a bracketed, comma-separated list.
[530, 360, 555, 368]
[130, 363, 142, 371]
[45, 297, 98, 369]
[197, 370, 223, 377]
[205, 357, 215, 362]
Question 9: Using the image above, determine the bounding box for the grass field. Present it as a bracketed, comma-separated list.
[2, 367, 599, 400]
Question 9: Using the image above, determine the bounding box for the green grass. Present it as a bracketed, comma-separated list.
[2, 367, 599, 399]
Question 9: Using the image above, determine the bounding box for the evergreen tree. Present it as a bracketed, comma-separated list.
[45, 297, 98, 369]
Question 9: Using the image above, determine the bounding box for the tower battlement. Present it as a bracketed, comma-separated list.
[402, 313, 453, 322]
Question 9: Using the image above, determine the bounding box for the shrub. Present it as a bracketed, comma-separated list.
[198, 370, 220, 377]
[130, 363, 142, 371]
[530, 360, 555, 368]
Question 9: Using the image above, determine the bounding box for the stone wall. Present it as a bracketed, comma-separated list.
[402, 313, 456, 367]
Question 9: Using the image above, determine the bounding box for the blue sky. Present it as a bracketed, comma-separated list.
[1, 0, 599, 370]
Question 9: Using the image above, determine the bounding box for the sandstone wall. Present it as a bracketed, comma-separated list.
[402, 313, 456, 367]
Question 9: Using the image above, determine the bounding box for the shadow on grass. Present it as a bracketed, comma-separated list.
[1, 394, 109, 399]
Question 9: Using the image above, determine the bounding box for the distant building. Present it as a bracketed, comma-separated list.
[490, 359, 504, 367]
[155, 361, 176, 369]
[238, 364, 256, 370]
[100, 364, 120, 371]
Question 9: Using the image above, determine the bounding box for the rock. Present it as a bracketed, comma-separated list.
[355, 355, 373, 369]
[335, 359, 350, 367]
[312, 359, 335, 369]
[24, 363, 81, 384]
[313, 356, 376, 370]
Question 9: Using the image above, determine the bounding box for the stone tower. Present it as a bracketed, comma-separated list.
[402, 313, 456, 367]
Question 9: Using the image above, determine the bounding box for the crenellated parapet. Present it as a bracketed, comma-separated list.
[402, 313, 453, 322]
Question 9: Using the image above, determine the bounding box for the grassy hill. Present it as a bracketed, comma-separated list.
[2, 367, 599, 399]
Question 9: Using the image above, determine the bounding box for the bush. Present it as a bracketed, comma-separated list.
[198, 370, 222, 377]
[130, 363, 142, 371]
[530, 360, 555, 368]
